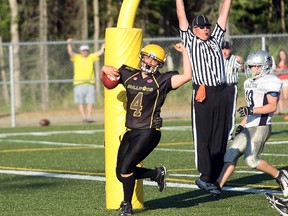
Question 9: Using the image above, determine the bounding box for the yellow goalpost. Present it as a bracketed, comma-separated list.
[104, 0, 143, 210]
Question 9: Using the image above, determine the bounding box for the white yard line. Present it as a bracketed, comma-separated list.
[169, 170, 264, 178]
[0, 169, 282, 196]
[0, 139, 104, 147]
[0, 129, 104, 138]
[0, 139, 287, 156]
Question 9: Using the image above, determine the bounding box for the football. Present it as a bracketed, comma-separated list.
[39, 119, 50, 126]
[102, 73, 120, 89]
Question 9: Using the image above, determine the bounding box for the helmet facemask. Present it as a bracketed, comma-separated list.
[244, 50, 272, 80]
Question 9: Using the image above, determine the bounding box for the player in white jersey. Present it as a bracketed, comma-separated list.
[198, 50, 288, 197]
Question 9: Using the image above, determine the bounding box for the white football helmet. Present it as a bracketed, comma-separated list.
[244, 50, 273, 80]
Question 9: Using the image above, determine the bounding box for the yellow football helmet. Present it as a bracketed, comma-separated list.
[139, 44, 167, 74]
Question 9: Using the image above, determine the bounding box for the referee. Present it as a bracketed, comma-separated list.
[176, 0, 232, 195]
[222, 41, 243, 140]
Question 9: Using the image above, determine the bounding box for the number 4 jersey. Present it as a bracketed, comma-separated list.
[119, 65, 179, 129]
[244, 74, 283, 128]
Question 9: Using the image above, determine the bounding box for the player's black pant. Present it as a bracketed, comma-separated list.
[192, 84, 229, 182]
[116, 128, 161, 177]
[116, 128, 161, 203]
[226, 84, 238, 140]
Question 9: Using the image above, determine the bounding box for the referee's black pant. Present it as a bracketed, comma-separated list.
[226, 84, 238, 140]
[192, 83, 229, 182]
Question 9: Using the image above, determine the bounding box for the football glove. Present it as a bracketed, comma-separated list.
[237, 106, 253, 117]
[235, 125, 244, 137]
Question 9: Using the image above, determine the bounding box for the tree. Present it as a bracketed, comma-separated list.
[0, 3, 10, 105]
[280, 0, 286, 32]
[0, 36, 9, 104]
[81, 0, 88, 40]
[106, 0, 114, 28]
[9, 0, 21, 109]
[39, 0, 49, 110]
[0, 2, 11, 41]
[93, 0, 102, 103]
[0, 0, 288, 43]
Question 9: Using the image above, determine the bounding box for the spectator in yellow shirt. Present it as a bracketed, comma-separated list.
[67, 38, 105, 123]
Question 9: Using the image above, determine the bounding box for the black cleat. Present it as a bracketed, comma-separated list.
[195, 178, 221, 196]
[118, 201, 133, 216]
[153, 166, 167, 192]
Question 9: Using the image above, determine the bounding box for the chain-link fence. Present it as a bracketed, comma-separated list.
[1, 34, 288, 127]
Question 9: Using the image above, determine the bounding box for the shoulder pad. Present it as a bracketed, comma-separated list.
[120, 64, 138, 72]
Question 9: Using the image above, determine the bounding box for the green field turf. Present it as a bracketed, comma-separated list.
[0, 117, 287, 216]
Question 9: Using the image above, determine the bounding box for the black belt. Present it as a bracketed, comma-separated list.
[193, 83, 227, 92]
[227, 83, 237, 86]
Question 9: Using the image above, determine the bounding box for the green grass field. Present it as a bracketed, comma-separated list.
[0, 117, 287, 216]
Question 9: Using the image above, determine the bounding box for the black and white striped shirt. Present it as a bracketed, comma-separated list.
[180, 24, 226, 86]
[224, 55, 241, 84]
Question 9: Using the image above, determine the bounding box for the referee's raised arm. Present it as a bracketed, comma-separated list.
[176, 0, 189, 31]
[217, 0, 232, 30]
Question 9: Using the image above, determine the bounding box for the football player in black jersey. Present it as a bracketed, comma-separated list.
[100, 43, 192, 216]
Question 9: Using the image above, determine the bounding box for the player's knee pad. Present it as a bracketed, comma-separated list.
[224, 148, 242, 164]
[244, 155, 259, 168]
